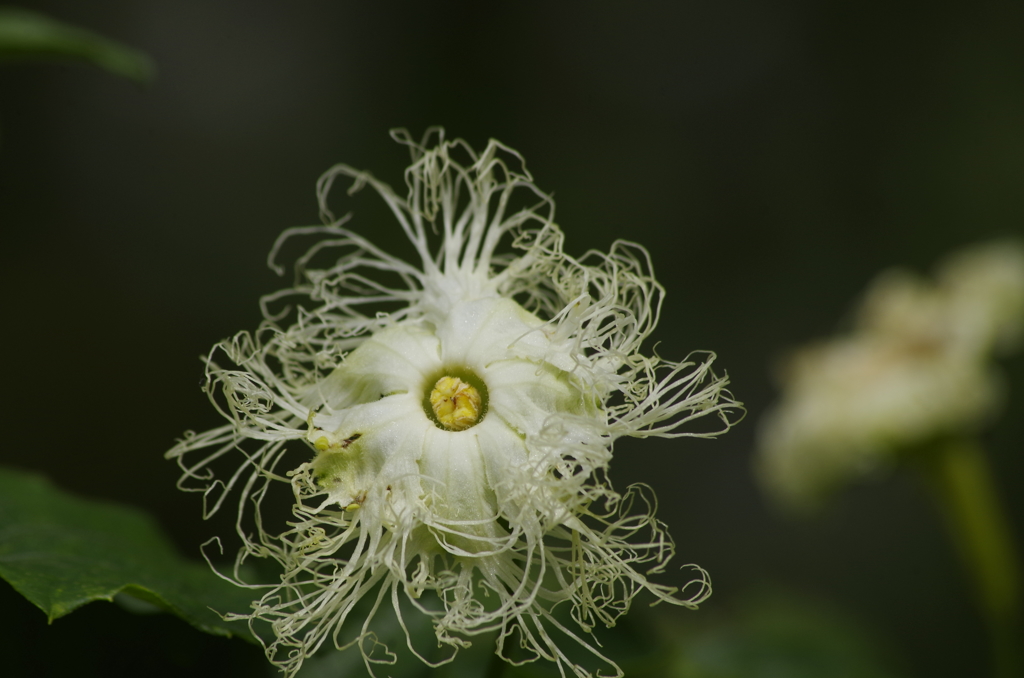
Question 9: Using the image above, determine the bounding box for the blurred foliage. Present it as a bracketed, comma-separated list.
[282, 583, 668, 678]
[668, 593, 906, 678]
[0, 7, 153, 81]
[292, 591, 497, 678]
[0, 466, 255, 641]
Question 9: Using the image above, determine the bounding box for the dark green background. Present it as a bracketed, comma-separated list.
[2, 1, 1022, 676]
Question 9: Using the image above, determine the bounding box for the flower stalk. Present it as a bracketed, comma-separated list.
[919, 437, 1022, 678]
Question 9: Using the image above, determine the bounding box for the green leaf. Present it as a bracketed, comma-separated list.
[0, 466, 255, 642]
[0, 8, 154, 82]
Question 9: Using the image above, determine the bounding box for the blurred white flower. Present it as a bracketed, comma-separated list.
[757, 240, 1024, 509]
[167, 129, 741, 677]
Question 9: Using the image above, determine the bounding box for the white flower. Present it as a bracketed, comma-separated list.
[167, 129, 741, 677]
[757, 240, 1024, 509]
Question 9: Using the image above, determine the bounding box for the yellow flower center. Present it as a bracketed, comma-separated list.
[430, 376, 482, 431]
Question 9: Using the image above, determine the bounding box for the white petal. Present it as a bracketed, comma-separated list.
[484, 359, 588, 438]
[434, 297, 551, 368]
[418, 426, 505, 552]
[312, 324, 441, 410]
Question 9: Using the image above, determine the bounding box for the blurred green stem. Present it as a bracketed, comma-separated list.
[921, 437, 1022, 678]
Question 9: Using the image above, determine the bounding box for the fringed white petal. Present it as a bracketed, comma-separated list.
[167, 129, 742, 678]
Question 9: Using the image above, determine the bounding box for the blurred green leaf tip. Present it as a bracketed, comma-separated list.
[0, 7, 154, 82]
[0, 466, 253, 642]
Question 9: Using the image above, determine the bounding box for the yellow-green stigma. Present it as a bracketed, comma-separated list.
[429, 376, 482, 431]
